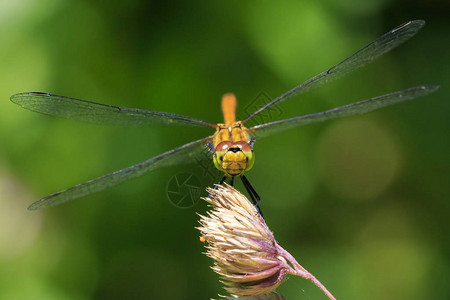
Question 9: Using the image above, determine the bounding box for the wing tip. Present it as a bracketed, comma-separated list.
[392, 20, 425, 35]
[423, 84, 440, 94]
[10, 92, 49, 103]
[405, 19, 425, 29]
[410, 19, 425, 26]
[27, 191, 64, 211]
[27, 202, 41, 211]
[411, 19, 426, 32]
[10, 93, 23, 103]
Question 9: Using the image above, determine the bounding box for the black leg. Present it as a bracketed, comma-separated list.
[240, 175, 263, 217]
[240, 176, 255, 204]
[241, 175, 261, 205]
[214, 175, 227, 190]
[230, 176, 234, 187]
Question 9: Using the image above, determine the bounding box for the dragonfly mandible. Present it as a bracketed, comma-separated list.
[11, 20, 438, 210]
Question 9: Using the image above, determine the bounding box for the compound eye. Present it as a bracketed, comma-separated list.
[216, 141, 233, 152]
[233, 141, 252, 152]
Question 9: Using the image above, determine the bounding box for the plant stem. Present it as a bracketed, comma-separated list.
[276, 244, 336, 300]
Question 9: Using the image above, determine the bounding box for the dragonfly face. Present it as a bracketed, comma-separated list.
[213, 140, 255, 176]
[10, 20, 439, 210]
[212, 95, 255, 177]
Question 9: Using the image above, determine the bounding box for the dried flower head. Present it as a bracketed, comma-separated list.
[223, 291, 286, 300]
[197, 184, 336, 300]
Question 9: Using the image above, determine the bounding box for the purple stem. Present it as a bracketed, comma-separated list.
[276, 244, 337, 300]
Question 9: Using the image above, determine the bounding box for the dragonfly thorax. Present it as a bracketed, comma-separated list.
[213, 141, 254, 177]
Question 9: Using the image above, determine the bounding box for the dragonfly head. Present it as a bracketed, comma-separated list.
[213, 141, 254, 177]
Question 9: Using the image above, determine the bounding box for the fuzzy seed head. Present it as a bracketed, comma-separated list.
[197, 184, 336, 300]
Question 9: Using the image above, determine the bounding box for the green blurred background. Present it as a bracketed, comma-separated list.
[0, 0, 448, 299]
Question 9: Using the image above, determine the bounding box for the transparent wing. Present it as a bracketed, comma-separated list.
[248, 85, 439, 140]
[11, 92, 216, 128]
[243, 20, 425, 123]
[28, 136, 213, 210]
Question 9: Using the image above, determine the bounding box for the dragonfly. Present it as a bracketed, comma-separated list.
[11, 20, 438, 211]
